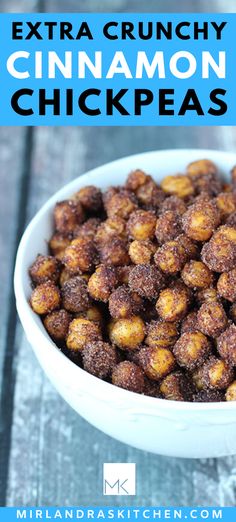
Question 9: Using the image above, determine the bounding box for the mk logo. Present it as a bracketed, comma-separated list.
[103, 463, 136, 496]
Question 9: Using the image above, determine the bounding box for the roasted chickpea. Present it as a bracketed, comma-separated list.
[138, 346, 175, 381]
[155, 211, 182, 244]
[109, 315, 145, 350]
[95, 217, 126, 246]
[181, 311, 199, 334]
[74, 185, 102, 213]
[129, 239, 156, 265]
[136, 179, 165, 210]
[98, 238, 130, 266]
[217, 269, 236, 302]
[49, 233, 71, 259]
[112, 361, 145, 393]
[43, 309, 71, 341]
[196, 286, 218, 305]
[127, 209, 156, 240]
[173, 331, 211, 370]
[54, 200, 84, 235]
[197, 301, 228, 338]
[161, 174, 194, 199]
[156, 283, 190, 322]
[182, 200, 219, 241]
[181, 260, 213, 289]
[154, 241, 186, 275]
[66, 318, 102, 352]
[73, 218, 101, 240]
[176, 234, 199, 260]
[160, 371, 191, 401]
[128, 264, 165, 300]
[63, 238, 97, 274]
[193, 174, 222, 198]
[82, 341, 117, 378]
[109, 285, 142, 319]
[187, 159, 217, 178]
[105, 190, 137, 220]
[201, 225, 236, 272]
[146, 320, 178, 349]
[126, 169, 151, 192]
[226, 381, 236, 401]
[62, 275, 91, 313]
[160, 195, 187, 215]
[29, 254, 61, 285]
[30, 282, 60, 315]
[88, 265, 118, 302]
[217, 324, 236, 366]
[193, 356, 234, 390]
[215, 192, 236, 220]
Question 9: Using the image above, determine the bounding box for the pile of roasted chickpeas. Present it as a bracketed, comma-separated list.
[29, 159, 236, 402]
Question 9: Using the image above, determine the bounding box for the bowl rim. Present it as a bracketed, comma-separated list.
[14, 147, 236, 414]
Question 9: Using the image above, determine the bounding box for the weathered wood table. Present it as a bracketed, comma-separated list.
[1, 0, 236, 507]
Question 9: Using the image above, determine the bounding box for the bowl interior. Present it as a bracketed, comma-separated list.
[14, 148, 236, 412]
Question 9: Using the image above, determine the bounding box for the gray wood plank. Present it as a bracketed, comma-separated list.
[7, 125, 236, 508]
[44, 0, 231, 13]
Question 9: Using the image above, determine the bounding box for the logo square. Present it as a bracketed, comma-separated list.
[103, 463, 136, 496]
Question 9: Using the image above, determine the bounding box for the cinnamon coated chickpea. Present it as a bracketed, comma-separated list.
[160, 174, 194, 198]
[155, 210, 182, 244]
[181, 260, 213, 289]
[105, 190, 137, 220]
[202, 225, 236, 272]
[88, 265, 118, 302]
[66, 318, 102, 352]
[138, 346, 175, 381]
[173, 331, 211, 370]
[160, 371, 191, 401]
[128, 264, 165, 300]
[192, 356, 234, 390]
[154, 241, 186, 275]
[125, 169, 151, 192]
[30, 282, 60, 315]
[182, 200, 219, 241]
[217, 269, 236, 302]
[95, 217, 126, 246]
[109, 315, 146, 350]
[98, 238, 130, 266]
[54, 200, 84, 235]
[156, 283, 190, 322]
[63, 237, 97, 274]
[129, 239, 156, 265]
[29, 254, 61, 285]
[145, 320, 178, 349]
[82, 341, 117, 379]
[217, 324, 236, 366]
[136, 179, 165, 210]
[187, 159, 217, 178]
[108, 285, 142, 319]
[215, 192, 236, 220]
[197, 301, 228, 337]
[74, 185, 103, 213]
[112, 361, 145, 393]
[127, 209, 156, 240]
[43, 309, 71, 341]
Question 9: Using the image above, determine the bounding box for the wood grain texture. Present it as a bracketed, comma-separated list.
[1, 0, 236, 509]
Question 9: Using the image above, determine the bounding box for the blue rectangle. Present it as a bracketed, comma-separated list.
[0, 13, 235, 125]
[0, 507, 235, 521]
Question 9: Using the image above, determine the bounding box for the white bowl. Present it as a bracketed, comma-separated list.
[14, 149, 236, 459]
